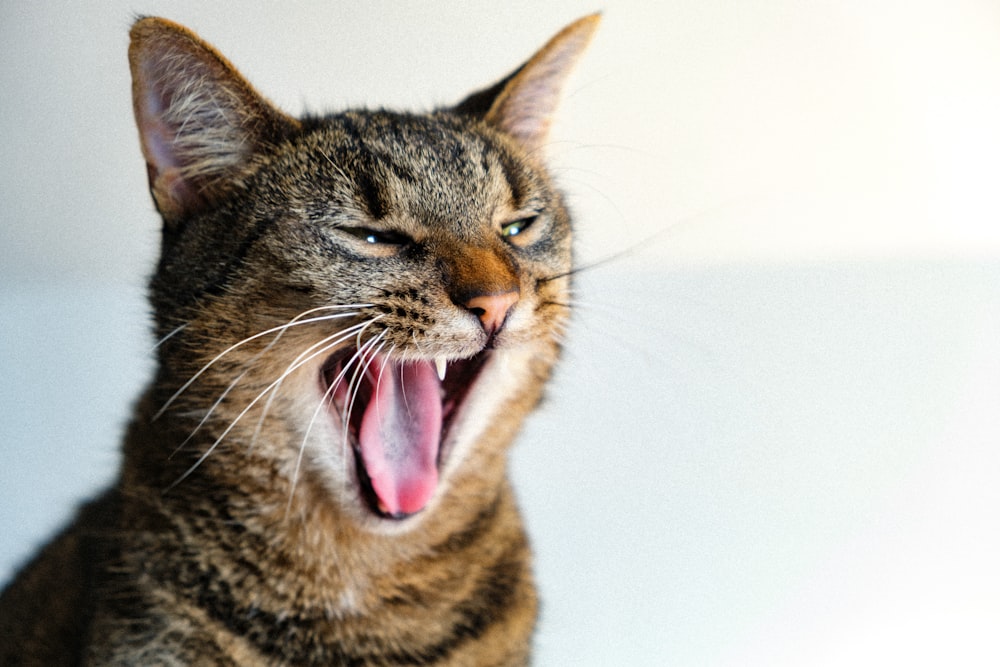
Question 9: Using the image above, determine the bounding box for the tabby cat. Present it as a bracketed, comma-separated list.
[0, 13, 598, 666]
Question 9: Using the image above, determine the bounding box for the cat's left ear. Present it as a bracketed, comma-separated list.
[455, 14, 600, 154]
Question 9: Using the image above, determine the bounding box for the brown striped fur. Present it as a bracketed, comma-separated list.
[0, 14, 598, 665]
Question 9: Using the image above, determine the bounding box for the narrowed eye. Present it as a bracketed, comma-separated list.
[501, 216, 538, 240]
[340, 226, 410, 246]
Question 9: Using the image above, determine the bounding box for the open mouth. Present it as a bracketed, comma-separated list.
[320, 348, 488, 520]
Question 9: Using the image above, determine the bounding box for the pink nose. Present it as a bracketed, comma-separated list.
[464, 290, 519, 335]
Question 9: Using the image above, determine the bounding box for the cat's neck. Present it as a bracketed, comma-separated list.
[120, 391, 534, 643]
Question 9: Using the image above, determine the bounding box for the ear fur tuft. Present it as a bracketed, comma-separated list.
[128, 17, 298, 221]
[458, 14, 600, 155]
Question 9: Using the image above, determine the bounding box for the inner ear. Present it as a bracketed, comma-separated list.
[454, 14, 600, 154]
[128, 17, 299, 221]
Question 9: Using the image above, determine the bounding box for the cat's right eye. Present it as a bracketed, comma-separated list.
[339, 226, 409, 246]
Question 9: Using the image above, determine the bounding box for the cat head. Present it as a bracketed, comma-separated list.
[128, 15, 598, 527]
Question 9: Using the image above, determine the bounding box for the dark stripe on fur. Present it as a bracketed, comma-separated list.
[388, 542, 526, 664]
[153, 210, 280, 317]
[150, 497, 521, 664]
[354, 162, 387, 220]
[434, 493, 501, 555]
[494, 147, 527, 210]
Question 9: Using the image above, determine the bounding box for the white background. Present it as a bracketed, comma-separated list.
[2, 2, 1000, 665]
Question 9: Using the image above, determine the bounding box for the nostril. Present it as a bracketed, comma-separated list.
[463, 290, 519, 336]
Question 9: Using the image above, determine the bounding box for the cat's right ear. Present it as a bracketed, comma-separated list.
[128, 17, 299, 223]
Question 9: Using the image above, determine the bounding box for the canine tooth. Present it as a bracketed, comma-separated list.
[435, 357, 447, 381]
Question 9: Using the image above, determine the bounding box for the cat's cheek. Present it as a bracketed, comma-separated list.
[494, 292, 567, 350]
[437, 348, 537, 476]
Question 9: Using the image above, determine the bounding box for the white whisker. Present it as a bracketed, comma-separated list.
[244, 312, 373, 454]
[166, 315, 384, 492]
[287, 326, 387, 514]
[319, 149, 352, 183]
[155, 304, 372, 420]
[169, 367, 249, 460]
[248, 383, 280, 456]
[372, 346, 394, 429]
[342, 337, 389, 449]
[333, 333, 387, 471]
[152, 322, 188, 350]
[174, 313, 369, 447]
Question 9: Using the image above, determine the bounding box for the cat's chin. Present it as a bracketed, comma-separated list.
[319, 348, 490, 521]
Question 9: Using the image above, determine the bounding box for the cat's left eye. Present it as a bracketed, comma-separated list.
[501, 216, 537, 240]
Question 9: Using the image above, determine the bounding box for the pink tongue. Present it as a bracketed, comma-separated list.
[358, 359, 442, 516]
